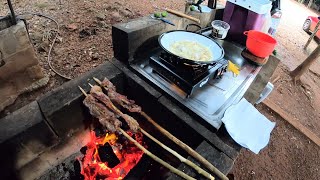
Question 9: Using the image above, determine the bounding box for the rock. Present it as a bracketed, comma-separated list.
[91, 53, 99, 60]
[79, 28, 97, 38]
[48, 6, 57, 10]
[97, 21, 108, 28]
[31, 32, 43, 43]
[66, 23, 78, 31]
[111, 12, 122, 22]
[96, 13, 106, 20]
[120, 9, 133, 17]
[50, 71, 56, 77]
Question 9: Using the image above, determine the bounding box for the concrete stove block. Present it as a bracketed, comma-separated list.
[112, 14, 192, 63]
[0, 20, 48, 111]
[244, 55, 280, 104]
[157, 96, 240, 160]
[0, 101, 58, 180]
[167, 141, 234, 179]
[38, 61, 122, 138]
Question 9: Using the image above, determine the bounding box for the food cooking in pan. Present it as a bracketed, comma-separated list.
[170, 40, 213, 61]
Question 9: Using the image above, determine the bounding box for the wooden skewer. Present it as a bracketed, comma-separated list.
[119, 129, 195, 180]
[140, 128, 214, 180]
[166, 8, 201, 24]
[87, 83, 214, 179]
[79, 86, 195, 180]
[140, 112, 228, 180]
[93, 77, 228, 180]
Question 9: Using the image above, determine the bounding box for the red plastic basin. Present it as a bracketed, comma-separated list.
[244, 30, 277, 58]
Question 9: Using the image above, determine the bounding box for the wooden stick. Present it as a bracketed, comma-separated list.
[140, 128, 214, 180]
[119, 129, 196, 180]
[87, 83, 214, 179]
[166, 8, 201, 24]
[93, 77, 228, 180]
[78, 86, 195, 180]
[140, 111, 228, 180]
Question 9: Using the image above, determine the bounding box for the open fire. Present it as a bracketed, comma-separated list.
[77, 77, 225, 180]
[79, 130, 145, 179]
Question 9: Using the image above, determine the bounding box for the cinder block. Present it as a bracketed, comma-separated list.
[0, 101, 58, 179]
[244, 55, 280, 104]
[0, 21, 30, 58]
[38, 61, 122, 137]
[167, 141, 234, 179]
[112, 15, 186, 63]
[0, 20, 46, 111]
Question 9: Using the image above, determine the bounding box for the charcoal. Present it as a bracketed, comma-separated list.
[71, 160, 84, 180]
[80, 146, 87, 155]
[98, 143, 120, 168]
[93, 127, 105, 137]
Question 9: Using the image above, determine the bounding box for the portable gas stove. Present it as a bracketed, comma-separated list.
[149, 51, 228, 97]
[130, 28, 261, 129]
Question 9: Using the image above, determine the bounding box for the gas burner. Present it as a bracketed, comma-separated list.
[130, 27, 261, 129]
[159, 52, 211, 78]
[150, 52, 228, 97]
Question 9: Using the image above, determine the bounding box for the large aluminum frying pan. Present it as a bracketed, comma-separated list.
[158, 31, 224, 65]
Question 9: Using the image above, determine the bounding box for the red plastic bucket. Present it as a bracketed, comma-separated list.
[244, 30, 277, 58]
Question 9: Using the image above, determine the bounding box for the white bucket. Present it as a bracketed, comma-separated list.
[211, 20, 230, 39]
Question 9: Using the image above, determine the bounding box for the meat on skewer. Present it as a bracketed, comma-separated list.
[101, 78, 141, 113]
[90, 85, 140, 132]
[94, 78, 226, 180]
[83, 94, 121, 133]
[101, 78, 116, 91]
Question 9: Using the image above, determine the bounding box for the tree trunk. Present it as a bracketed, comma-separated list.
[304, 20, 320, 49]
[291, 45, 320, 82]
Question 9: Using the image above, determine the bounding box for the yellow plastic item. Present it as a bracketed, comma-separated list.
[227, 60, 240, 76]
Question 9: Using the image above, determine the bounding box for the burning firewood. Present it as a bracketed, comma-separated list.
[79, 86, 196, 180]
[91, 78, 219, 180]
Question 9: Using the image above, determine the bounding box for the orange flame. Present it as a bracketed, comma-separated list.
[80, 131, 145, 180]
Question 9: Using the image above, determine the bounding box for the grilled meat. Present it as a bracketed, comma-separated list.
[108, 91, 142, 113]
[83, 94, 121, 132]
[101, 78, 116, 91]
[101, 78, 141, 113]
[90, 85, 140, 132]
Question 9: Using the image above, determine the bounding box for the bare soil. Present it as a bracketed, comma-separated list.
[1, 0, 320, 179]
[265, 0, 320, 137]
[231, 104, 320, 180]
[232, 0, 320, 179]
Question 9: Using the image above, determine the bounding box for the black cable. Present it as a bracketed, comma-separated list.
[7, 0, 17, 25]
[19, 12, 72, 80]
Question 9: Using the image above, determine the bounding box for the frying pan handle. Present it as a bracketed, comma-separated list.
[186, 24, 202, 33]
[243, 31, 249, 36]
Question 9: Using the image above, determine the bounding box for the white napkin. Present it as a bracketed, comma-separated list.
[222, 98, 276, 154]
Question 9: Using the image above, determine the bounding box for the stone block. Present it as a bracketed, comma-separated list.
[0, 101, 43, 143]
[38, 61, 122, 137]
[158, 96, 240, 160]
[244, 55, 280, 104]
[167, 141, 234, 180]
[0, 21, 31, 58]
[112, 14, 189, 63]
[110, 58, 162, 101]
[0, 102, 58, 179]
[0, 20, 46, 111]
[0, 47, 39, 79]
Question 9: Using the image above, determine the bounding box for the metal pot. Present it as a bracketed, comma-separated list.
[158, 30, 224, 65]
